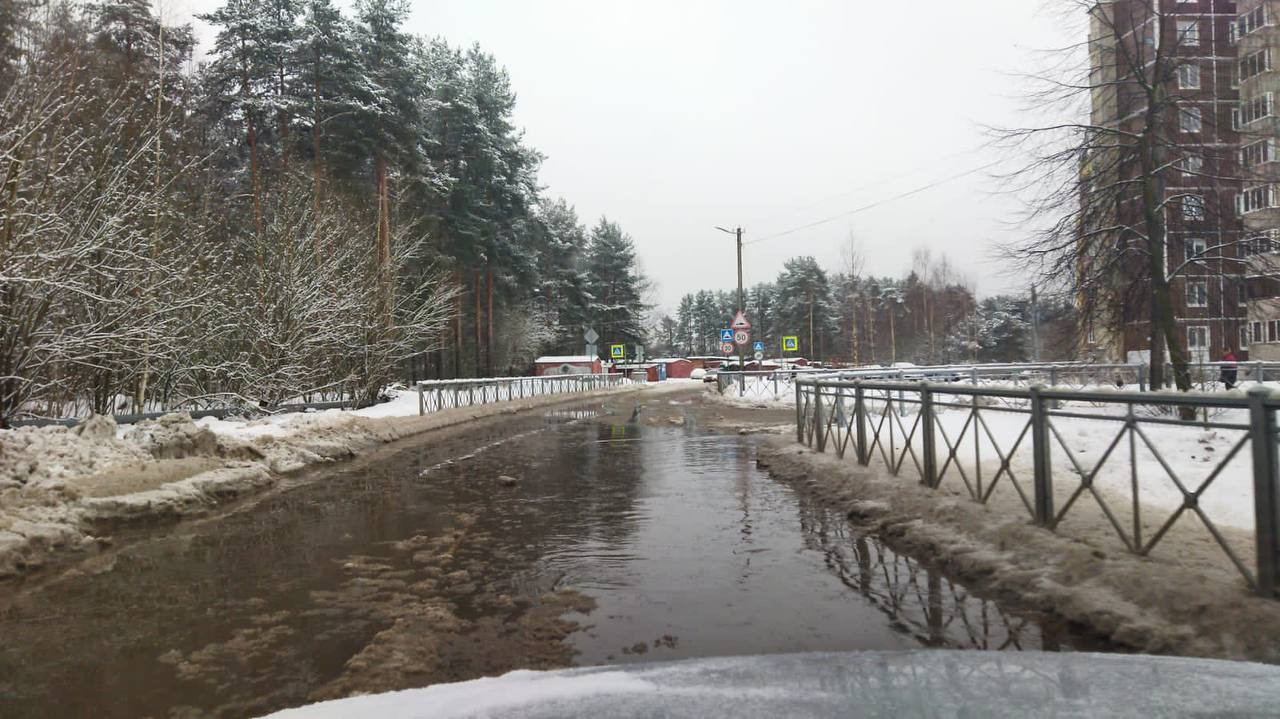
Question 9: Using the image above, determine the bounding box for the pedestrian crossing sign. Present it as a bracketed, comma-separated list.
[610, 344, 626, 360]
[783, 336, 799, 353]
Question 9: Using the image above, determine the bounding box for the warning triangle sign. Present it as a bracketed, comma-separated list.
[731, 311, 752, 331]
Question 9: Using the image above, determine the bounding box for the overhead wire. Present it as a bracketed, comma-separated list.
[742, 146, 988, 228]
[743, 160, 1003, 247]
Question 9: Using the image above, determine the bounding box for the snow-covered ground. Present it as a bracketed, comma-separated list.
[713, 381, 1269, 534]
[190, 387, 427, 442]
[261, 651, 1280, 719]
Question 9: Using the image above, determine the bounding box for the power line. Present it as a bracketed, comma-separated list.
[743, 146, 987, 228]
[743, 160, 1003, 247]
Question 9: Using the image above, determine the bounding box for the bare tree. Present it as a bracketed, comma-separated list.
[0, 58, 194, 423]
[840, 232, 865, 365]
[996, 0, 1244, 395]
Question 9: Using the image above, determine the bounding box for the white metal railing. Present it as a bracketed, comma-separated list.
[795, 375, 1280, 598]
[415, 373, 634, 414]
[718, 361, 1280, 400]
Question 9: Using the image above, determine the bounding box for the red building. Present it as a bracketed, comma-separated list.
[651, 358, 695, 379]
[533, 356, 603, 376]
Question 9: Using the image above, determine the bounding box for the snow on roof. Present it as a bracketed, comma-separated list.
[534, 356, 597, 364]
[648, 358, 692, 364]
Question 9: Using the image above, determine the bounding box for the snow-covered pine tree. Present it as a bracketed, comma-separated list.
[290, 0, 361, 258]
[775, 257, 837, 361]
[199, 0, 273, 236]
[586, 219, 648, 348]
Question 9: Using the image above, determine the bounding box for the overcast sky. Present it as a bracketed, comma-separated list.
[164, 0, 1076, 312]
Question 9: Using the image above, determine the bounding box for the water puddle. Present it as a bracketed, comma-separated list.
[0, 397, 1113, 718]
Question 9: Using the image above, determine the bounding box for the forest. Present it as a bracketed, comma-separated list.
[0, 0, 649, 423]
[652, 249, 1078, 367]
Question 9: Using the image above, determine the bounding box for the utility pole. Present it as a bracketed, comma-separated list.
[717, 226, 746, 371]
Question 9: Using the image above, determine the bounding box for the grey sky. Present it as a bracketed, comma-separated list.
[164, 0, 1074, 312]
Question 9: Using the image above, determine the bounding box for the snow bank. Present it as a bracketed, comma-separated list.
[759, 440, 1280, 662]
[0, 384, 640, 579]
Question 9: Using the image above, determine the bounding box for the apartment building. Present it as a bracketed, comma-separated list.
[1082, 0, 1247, 364]
[1235, 0, 1280, 358]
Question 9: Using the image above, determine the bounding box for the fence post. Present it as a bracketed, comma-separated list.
[1249, 387, 1280, 597]
[1137, 364, 1148, 392]
[855, 382, 868, 465]
[921, 383, 938, 488]
[417, 384, 425, 416]
[795, 380, 805, 443]
[814, 383, 827, 453]
[1258, 361, 1266, 386]
[1029, 385, 1054, 527]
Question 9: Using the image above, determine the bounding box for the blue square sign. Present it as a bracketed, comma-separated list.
[720, 329, 735, 343]
[753, 341, 765, 353]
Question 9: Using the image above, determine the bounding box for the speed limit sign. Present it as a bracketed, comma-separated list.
[734, 330, 750, 346]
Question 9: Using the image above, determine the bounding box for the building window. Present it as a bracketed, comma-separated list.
[1186, 237, 1207, 260]
[1180, 106, 1202, 133]
[1188, 326, 1210, 360]
[1243, 326, 1253, 348]
[1238, 185, 1279, 215]
[1240, 93, 1275, 126]
[1186, 281, 1208, 308]
[1182, 155, 1204, 177]
[1183, 194, 1206, 220]
[1238, 5, 1271, 40]
[1270, 320, 1280, 343]
[1178, 63, 1201, 90]
[1254, 321, 1265, 343]
[1240, 49, 1273, 82]
[1243, 229, 1280, 255]
[1178, 20, 1201, 46]
[1242, 139, 1277, 169]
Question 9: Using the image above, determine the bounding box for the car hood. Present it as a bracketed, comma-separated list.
[263, 650, 1280, 718]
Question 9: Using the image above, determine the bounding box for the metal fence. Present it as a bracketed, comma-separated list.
[795, 376, 1280, 598]
[720, 361, 1280, 400]
[10, 398, 370, 429]
[415, 374, 634, 414]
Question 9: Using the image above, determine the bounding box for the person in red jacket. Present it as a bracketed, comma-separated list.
[1221, 348, 1240, 390]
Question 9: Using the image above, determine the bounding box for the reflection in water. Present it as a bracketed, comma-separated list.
[0, 398, 1111, 719]
[799, 500, 1068, 651]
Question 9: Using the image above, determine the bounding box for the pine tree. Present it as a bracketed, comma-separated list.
[200, 0, 272, 235]
[675, 294, 695, 355]
[291, 0, 361, 253]
[586, 219, 648, 347]
[353, 0, 419, 331]
[776, 257, 836, 360]
[535, 199, 591, 352]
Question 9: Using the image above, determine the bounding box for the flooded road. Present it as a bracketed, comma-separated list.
[0, 392, 1109, 718]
